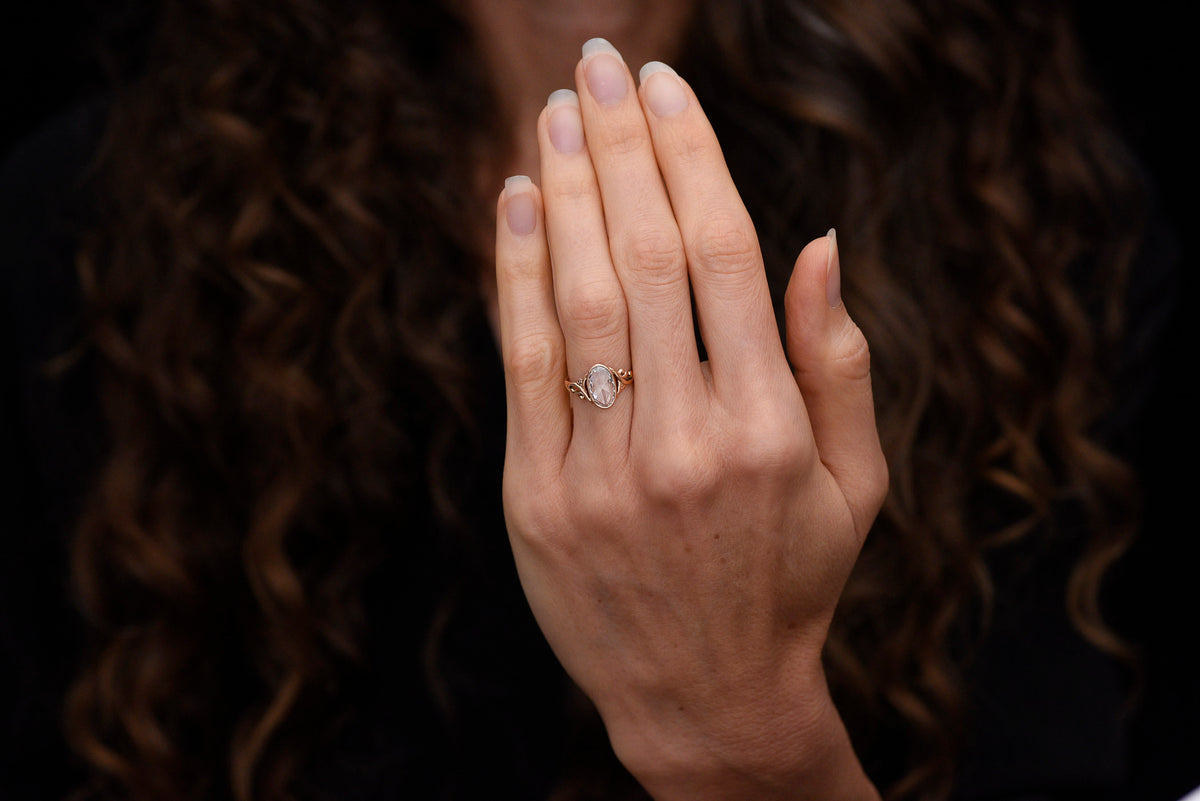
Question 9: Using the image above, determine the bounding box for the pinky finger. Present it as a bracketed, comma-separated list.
[496, 176, 571, 470]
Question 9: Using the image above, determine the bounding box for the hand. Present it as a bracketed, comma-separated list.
[494, 39, 887, 801]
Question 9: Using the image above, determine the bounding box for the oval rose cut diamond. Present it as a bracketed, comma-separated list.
[585, 364, 618, 408]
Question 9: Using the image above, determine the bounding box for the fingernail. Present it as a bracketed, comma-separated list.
[547, 89, 584, 154]
[582, 38, 627, 105]
[639, 62, 687, 117]
[826, 228, 842, 308]
[505, 176, 536, 236]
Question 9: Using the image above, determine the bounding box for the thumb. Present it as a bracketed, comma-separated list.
[784, 229, 888, 539]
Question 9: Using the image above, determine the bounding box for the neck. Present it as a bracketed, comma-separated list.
[461, 0, 697, 181]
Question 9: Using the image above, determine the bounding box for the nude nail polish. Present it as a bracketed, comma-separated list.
[582, 38, 627, 105]
[547, 89, 584, 154]
[826, 228, 842, 308]
[505, 176, 536, 236]
[639, 62, 687, 117]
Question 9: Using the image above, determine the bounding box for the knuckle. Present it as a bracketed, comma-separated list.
[503, 471, 553, 534]
[559, 280, 626, 343]
[674, 131, 721, 168]
[729, 414, 813, 480]
[691, 212, 760, 275]
[546, 172, 598, 204]
[504, 464, 580, 532]
[755, 431, 811, 475]
[637, 447, 717, 506]
[596, 116, 651, 156]
[505, 333, 562, 385]
[843, 446, 890, 542]
[498, 249, 544, 283]
[830, 323, 872, 382]
[502, 472, 539, 526]
[864, 450, 890, 514]
[572, 478, 621, 527]
[623, 227, 686, 286]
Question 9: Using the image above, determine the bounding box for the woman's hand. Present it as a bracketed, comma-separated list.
[494, 38, 887, 801]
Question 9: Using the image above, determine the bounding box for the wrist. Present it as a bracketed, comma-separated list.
[605, 673, 879, 801]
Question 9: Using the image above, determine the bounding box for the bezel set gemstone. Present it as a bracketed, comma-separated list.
[585, 364, 618, 409]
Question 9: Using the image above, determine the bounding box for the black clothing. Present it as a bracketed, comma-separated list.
[2, 101, 1196, 801]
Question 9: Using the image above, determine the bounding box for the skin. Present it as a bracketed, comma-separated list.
[475, 5, 889, 799]
[460, 0, 697, 181]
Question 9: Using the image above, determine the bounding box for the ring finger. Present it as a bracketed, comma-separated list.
[539, 88, 634, 448]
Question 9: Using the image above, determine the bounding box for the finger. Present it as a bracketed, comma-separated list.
[784, 231, 889, 540]
[637, 61, 789, 400]
[538, 89, 633, 445]
[575, 38, 702, 412]
[496, 176, 571, 470]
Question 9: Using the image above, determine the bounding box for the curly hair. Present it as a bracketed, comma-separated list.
[692, 3, 1142, 795]
[65, 0, 1144, 799]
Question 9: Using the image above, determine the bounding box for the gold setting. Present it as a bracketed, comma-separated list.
[565, 364, 633, 409]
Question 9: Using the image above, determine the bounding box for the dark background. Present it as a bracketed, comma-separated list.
[1, 1, 1194, 798]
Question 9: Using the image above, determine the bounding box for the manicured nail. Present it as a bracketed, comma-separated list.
[639, 62, 687, 117]
[547, 89, 584, 154]
[582, 38, 627, 105]
[826, 228, 842, 308]
[505, 176, 536, 236]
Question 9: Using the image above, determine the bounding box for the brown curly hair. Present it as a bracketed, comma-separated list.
[65, 0, 1144, 799]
